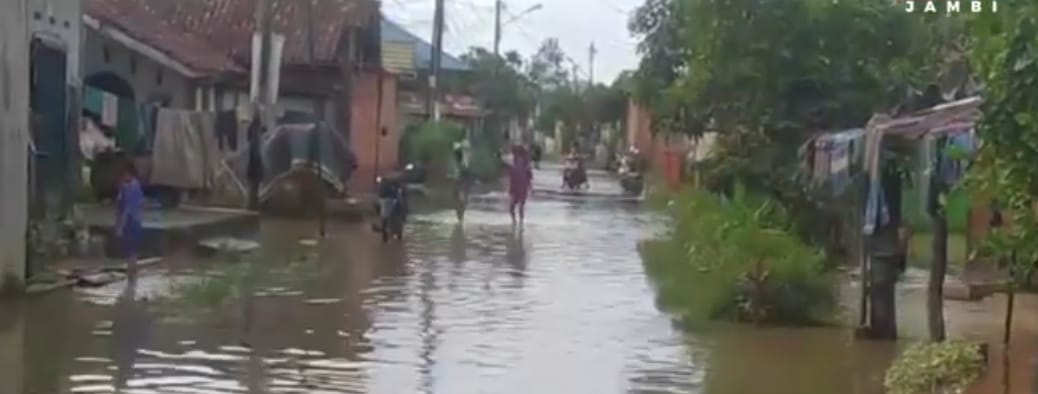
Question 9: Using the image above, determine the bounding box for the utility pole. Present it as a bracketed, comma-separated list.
[588, 42, 596, 86]
[427, 0, 445, 121]
[493, 0, 502, 58]
[248, 0, 274, 210]
[306, 0, 326, 237]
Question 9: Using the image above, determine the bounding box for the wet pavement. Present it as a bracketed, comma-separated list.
[0, 167, 1036, 394]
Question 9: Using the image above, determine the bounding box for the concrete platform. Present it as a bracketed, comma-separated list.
[78, 203, 260, 259]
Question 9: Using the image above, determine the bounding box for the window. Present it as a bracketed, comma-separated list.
[156, 69, 163, 85]
[129, 54, 137, 74]
[102, 45, 111, 63]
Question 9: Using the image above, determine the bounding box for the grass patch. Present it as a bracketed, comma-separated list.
[884, 341, 985, 394]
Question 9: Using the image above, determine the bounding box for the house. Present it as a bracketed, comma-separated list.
[380, 17, 481, 128]
[28, 0, 85, 214]
[81, 0, 386, 144]
[1, 0, 32, 292]
[82, 0, 396, 197]
[625, 98, 716, 188]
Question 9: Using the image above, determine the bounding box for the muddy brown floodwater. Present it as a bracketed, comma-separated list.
[0, 167, 1035, 394]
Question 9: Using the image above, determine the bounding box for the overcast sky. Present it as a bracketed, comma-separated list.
[382, 0, 643, 84]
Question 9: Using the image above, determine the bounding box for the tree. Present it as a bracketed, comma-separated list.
[455, 47, 536, 122]
[966, 4, 1038, 346]
[628, 0, 949, 338]
[527, 38, 570, 90]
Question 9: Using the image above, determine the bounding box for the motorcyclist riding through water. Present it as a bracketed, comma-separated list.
[373, 169, 410, 241]
[562, 143, 588, 190]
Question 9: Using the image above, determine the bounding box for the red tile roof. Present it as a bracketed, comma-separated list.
[85, 0, 377, 75]
[85, 0, 241, 74]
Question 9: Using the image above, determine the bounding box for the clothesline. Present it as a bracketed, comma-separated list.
[82, 85, 243, 153]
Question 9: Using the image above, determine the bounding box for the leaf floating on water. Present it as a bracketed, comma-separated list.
[299, 239, 318, 246]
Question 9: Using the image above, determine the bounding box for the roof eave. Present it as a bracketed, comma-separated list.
[83, 13, 208, 79]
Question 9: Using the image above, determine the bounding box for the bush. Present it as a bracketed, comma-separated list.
[408, 120, 464, 169]
[640, 187, 836, 325]
[884, 341, 985, 394]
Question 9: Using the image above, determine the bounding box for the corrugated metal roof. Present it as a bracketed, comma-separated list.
[381, 17, 469, 72]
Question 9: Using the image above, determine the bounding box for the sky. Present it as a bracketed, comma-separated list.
[382, 0, 644, 84]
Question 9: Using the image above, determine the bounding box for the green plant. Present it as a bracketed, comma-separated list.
[409, 121, 465, 168]
[640, 188, 835, 325]
[965, 3, 1038, 343]
[884, 341, 985, 394]
[169, 250, 248, 310]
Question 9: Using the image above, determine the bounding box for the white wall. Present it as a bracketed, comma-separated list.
[1, 0, 32, 291]
[28, 0, 82, 84]
[82, 27, 195, 107]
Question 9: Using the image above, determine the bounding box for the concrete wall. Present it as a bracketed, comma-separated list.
[28, 0, 82, 84]
[348, 71, 399, 194]
[1, 0, 32, 291]
[82, 27, 195, 107]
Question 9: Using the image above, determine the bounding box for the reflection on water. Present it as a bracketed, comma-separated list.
[2, 168, 1037, 393]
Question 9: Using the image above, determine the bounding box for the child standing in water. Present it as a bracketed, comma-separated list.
[115, 161, 144, 274]
[508, 145, 533, 227]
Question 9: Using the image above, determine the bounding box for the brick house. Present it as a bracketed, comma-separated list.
[82, 0, 391, 178]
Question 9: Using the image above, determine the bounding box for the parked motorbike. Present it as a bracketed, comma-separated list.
[400, 162, 424, 184]
[373, 173, 408, 243]
[617, 148, 644, 195]
[562, 158, 588, 191]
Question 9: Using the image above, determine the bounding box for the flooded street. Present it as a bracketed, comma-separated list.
[0, 167, 1034, 394]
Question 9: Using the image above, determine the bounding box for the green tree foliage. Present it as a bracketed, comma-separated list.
[628, 0, 950, 245]
[965, 3, 1038, 343]
[455, 47, 537, 121]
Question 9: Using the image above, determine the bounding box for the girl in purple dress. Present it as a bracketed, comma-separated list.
[508, 145, 533, 227]
[115, 161, 144, 272]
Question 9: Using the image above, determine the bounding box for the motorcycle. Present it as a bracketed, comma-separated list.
[562, 158, 589, 191]
[617, 155, 644, 195]
[373, 171, 409, 243]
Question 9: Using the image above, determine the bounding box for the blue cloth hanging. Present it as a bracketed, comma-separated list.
[83, 86, 104, 115]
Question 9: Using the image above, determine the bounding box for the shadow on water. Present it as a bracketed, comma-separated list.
[8, 175, 1038, 393]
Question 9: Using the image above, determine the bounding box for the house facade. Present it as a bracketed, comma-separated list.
[1, 0, 33, 292]
[27, 0, 85, 216]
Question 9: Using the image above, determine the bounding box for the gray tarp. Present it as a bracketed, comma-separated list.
[150, 109, 220, 189]
[253, 122, 356, 202]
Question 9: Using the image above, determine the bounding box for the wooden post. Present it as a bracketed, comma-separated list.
[928, 142, 948, 341]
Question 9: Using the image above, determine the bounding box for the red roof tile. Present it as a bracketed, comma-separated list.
[85, 0, 377, 75]
[86, 0, 242, 74]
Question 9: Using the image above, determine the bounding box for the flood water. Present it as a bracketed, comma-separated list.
[0, 167, 1035, 394]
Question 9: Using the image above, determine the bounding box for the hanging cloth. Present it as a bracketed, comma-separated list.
[83, 87, 104, 116]
[101, 91, 119, 127]
[115, 97, 139, 151]
[137, 103, 157, 151]
[215, 110, 239, 151]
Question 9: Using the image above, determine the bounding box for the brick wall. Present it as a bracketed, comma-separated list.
[348, 71, 398, 195]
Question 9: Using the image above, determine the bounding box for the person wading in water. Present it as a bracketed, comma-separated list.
[115, 160, 144, 274]
[507, 144, 533, 228]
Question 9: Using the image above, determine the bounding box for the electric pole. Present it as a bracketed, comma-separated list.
[248, 0, 274, 210]
[428, 0, 445, 121]
[306, 0, 326, 237]
[494, 0, 502, 57]
[588, 42, 596, 86]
